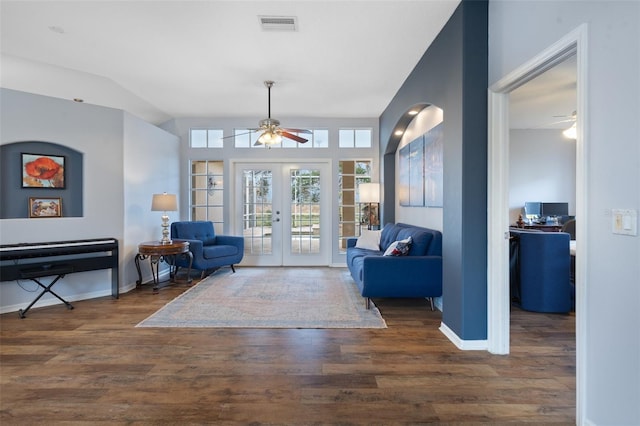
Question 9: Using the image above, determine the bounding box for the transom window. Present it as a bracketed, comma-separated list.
[233, 129, 328, 148]
[339, 129, 372, 148]
[190, 129, 223, 148]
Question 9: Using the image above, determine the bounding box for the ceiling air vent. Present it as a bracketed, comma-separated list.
[259, 16, 298, 31]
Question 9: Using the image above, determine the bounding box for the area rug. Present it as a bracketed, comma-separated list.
[136, 267, 386, 329]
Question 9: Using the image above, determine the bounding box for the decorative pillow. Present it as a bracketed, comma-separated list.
[383, 236, 413, 256]
[355, 230, 381, 251]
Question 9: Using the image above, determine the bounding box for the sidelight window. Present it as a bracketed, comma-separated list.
[338, 160, 373, 253]
[190, 160, 224, 234]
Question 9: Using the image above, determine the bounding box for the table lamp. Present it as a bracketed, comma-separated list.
[358, 182, 380, 230]
[151, 193, 178, 244]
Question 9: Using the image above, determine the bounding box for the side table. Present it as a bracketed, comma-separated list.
[135, 240, 193, 293]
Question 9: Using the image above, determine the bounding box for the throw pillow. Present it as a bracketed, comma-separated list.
[383, 236, 413, 256]
[355, 230, 382, 251]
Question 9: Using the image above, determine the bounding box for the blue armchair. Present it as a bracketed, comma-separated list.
[170, 221, 244, 278]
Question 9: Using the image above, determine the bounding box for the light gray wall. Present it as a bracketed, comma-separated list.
[0, 89, 179, 313]
[509, 129, 576, 224]
[123, 113, 180, 289]
[489, 1, 640, 424]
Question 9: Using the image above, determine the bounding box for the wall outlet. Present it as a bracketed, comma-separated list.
[612, 209, 638, 236]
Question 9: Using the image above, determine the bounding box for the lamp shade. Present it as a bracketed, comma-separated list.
[358, 183, 380, 203]
[151, 193, 177, 211]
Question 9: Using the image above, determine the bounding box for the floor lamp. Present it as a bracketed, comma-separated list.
[358, 183, 380, 231]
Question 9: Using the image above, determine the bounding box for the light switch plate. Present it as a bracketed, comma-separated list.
[612, 209, 638, 236]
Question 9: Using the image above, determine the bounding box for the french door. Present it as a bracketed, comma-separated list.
[234, 162, 330, 266]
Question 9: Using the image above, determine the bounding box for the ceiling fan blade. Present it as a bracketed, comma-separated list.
[221, 129, 260, 139]
[282, 128, 312, 134]
[553, 110, 577, 118]
[281, 131, 308, 143]
[548, 118, 575, 125]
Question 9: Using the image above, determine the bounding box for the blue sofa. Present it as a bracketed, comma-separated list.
[170, 221, 244, 278]
[346, 223, 443, 309]
[509, 228, 572, 313]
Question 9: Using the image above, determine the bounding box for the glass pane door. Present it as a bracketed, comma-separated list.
[240, 167, 279, 265]
[235, 162, 329, 266]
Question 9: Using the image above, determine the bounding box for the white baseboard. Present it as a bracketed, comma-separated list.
[433, 296, 443, 311]
[0, 287, 115, 315]
[0, 270, 170, 314]
[439, 322, 488, 351]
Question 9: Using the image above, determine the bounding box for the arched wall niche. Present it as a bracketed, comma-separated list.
[395, 105, 444, 230]
[384, 103, 431, 155]
[0, 141, 83, 218]
[397, 105, 443, 151]
[383, 103, 444, 230]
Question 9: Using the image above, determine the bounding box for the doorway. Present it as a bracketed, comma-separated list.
[233, 161, 331, 266]
[487, 23, 587, 419]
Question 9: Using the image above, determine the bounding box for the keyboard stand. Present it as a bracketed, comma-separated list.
[18, 264, 75, 318]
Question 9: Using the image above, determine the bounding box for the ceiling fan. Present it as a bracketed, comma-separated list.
[551, 110, 577, 139]
[237, 80, 311, 146]
[550, 110, 577, 125]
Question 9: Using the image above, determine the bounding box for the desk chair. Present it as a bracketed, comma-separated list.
[561, 219, 576, 240]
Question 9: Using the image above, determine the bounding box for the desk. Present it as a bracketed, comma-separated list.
[523, 224, 563, 232]
[135, 240, 192, 292]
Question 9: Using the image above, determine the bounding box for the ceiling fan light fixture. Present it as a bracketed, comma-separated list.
[258, 130, 282, 145]
[259, 118, 280, 128]
[563, 122, 577, 139]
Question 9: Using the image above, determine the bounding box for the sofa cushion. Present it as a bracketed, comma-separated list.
[396, 228, 434, 256]
[202, 244, 238, 259]
[383, 236, 412, 256]
[172, 221, 217, 245]
[379, 223, 402, 251]
[355, 230, 381, 251]
[346, 247, 381, 269]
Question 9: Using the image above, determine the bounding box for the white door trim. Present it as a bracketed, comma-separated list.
[487, 23, 588, 423]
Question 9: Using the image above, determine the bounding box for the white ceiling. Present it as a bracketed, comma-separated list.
[510, 54, 577, 130]
[1, 0, 575, 129]
[0, 0, 460, 124]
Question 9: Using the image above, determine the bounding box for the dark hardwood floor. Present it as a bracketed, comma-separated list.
[1, 269, 575, 425]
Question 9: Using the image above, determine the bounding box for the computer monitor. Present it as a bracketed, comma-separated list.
[540, 202, 569, 217]
[524, 201, 541, 219]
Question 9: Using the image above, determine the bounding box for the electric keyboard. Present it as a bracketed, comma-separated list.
[0, 238, 119, 317]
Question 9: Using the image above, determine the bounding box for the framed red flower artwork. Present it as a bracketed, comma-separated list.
[21, 153, 65, 189]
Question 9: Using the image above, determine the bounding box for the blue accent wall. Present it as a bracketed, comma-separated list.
[1, 141, 83, 218]
[379, 0, 488, 340]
